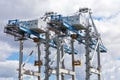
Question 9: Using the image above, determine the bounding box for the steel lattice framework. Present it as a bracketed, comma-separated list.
[4, 8, 107, 80]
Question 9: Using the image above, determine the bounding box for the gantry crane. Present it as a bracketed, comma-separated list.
[47, 8, 107, 80]
[4, 8, 107, 80]
[4, 15, 78, 80]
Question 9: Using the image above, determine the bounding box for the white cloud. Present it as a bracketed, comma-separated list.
[94, 12, 120, 59]
[0, 41, 18, 61]
[92, 0, 120, 17]
[0, 60, 18, 79]
[101, 54, 120, 80]
[0, 60, 41, 80]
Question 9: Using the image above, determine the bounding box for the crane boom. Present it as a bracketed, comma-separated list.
[5, 19, 78, 54]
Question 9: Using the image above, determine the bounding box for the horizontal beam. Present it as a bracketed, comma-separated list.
[50, 69, 76, 75]
[90, 68, 100, 74]
[17, 69, 40, 76]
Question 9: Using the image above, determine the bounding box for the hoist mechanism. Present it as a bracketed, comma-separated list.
[72, 60, 82, 66]
[70, 34, 78, 39]
[32, 37, 40, 43]
[34, 60, 42, 66]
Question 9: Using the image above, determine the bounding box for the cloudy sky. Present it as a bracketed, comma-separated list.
[0, 0, 120, 80]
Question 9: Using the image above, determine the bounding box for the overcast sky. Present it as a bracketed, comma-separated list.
[0, 0, 120, 80]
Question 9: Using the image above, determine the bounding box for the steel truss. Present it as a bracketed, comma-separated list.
[4, 8, 107, 80]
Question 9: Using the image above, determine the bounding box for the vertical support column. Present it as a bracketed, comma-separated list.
[37, 42, 41, 80]
[71, 39, 75, 80]
[61, 44, 65, 80]
[44, 31, 50, 80]
[56, 37, 61, 80]
[19, 40, 23, 80]
[85, 27, 91, 80]
[97, 43, 101, 80]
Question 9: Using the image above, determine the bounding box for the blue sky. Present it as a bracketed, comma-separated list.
[0, 0, 120, 80]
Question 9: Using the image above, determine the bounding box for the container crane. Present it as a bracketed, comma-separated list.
[4, 8, 107, 80]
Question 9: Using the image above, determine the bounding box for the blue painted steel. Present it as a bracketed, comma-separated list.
[7, 20, 78, 54]
[50, 15, 107, 53]
[79, 39, 107, 52]
[19, 26, 40, 38]
[51, 15, 62, 21]
[62, 22, 76, 31]
[62, 22, 107, 52]
[8, 19, 19, 25]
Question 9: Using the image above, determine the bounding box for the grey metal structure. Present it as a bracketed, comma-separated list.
[71, 39, 75, 80]
[19, 40, 24, 80]
[4, 8, 107, 80]
[85, 23, 91, 80]
[56, 37, 61, 80]
[44, 31, 51, 80]
[47, 35, 76, 80]
[37, 41, 41, 80]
